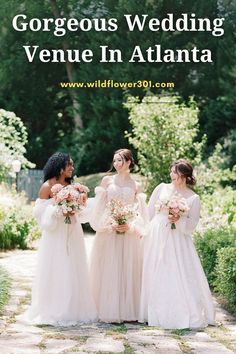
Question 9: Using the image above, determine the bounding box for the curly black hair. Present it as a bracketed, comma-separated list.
[43, 152, 72, 183]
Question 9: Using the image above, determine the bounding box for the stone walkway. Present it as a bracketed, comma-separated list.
[0, 235, 236, 354]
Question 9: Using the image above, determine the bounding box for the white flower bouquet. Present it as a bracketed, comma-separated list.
[106, 198, 137, 234]
[155, 192, 189, 229]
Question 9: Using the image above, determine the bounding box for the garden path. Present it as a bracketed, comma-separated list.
[0, 235, 236, 354]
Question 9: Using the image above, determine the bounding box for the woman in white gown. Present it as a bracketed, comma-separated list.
[25, 152, 97, 326]
[140, 159, 215, 329]
[90, 149, 148, 323]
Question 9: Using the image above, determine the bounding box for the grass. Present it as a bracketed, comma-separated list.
[171, 328, 191, 336]
[206, 325, 236, 352]
[106, 323, 128, 335]
[0, 266, 11, 314]
[124, 340, 135, 354]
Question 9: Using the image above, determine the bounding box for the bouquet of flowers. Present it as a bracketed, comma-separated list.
[155, 192, 189, 229]
[106, 198, 137, 234]
[51, 183, 89, 224]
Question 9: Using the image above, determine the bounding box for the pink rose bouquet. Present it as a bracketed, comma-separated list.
[155, 193, 189, 229]
[51, 183, 86, 224]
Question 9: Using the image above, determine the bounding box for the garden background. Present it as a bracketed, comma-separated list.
[0, 1, 236, 353]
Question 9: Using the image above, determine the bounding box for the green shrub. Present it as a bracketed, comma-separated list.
[0, 208, 38, 250]
[195, 143, 236, 196]
[194, 227, 236, 286]
[125, 94, 204, 195]
[0, 266, 11, 313]
[0, 184, 40, 250]
[215, 247, 236, 314]
[198, 186, 236, 233]
[221, 129, 236, 169]
[0, 109, 34, 181]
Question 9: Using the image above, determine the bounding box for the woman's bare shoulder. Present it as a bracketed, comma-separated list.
[100, 175, 113, 188]
[38, 181, 52, 199]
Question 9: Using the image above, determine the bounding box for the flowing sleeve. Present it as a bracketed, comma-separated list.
[129, 192, 149, 237]
[33, 198, 59, 232]
[89, 186, 111, 232]
[175, 195, 201, 235]
[148, 183, 164, 221]
[77, 197, 95, 224]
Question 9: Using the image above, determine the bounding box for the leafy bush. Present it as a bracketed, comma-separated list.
[125, 95, 205, 195]
[194, 227, 236, 287]
[0, 208, 38, 250]
[220, 129, 236, 170]
[195, 143, 236, 196]
[0, 109, 34, 181]
[0, 184, 40, 250]
[215, 247, 236, 314]
[199, 97, 236, 147]
[198, 186, 236, 233]
[0, 266, 11, 313]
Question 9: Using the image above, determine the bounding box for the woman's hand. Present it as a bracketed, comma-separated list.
[74, 183, 90, 194]
[168, 214, 180, 223]
[112, 223, 130, 233]
[63, 211, 75, 217]
[79, 192, 88, 205]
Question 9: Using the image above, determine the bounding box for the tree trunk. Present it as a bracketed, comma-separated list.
[49, 0, 83, 128]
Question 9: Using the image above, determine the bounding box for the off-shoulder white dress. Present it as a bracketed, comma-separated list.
[90, 179, 149, 323]
[140, 183, 215, 329]
[25, 198, 97, 326]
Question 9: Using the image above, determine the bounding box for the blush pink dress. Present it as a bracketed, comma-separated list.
[90, 178, 148, 323]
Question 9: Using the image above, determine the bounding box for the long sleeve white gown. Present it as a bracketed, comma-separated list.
[25, 198, 97, 326]
[140, 183, 215, 329]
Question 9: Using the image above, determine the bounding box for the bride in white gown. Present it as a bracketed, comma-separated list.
[140, 159, 215, 329]
[90, 149, 148, 323]
[24, 152, 97, 326]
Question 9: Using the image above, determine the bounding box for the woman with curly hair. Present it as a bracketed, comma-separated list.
[24, 152, 97, 326]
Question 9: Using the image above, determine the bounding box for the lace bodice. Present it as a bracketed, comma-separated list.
[90, 178, 149, 234]
[106, 182, 136, 204]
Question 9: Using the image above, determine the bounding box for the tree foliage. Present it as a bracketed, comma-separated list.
[195, 143, 236, 195]
[126, 95, 204, 194]
[0, 109, 34, 181]
[0, 0, 235, 173]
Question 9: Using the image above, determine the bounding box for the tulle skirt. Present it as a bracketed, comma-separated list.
[24, 222, 97, 326]
[140, 214, 215, 329]
[90, 230, 143, 323]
